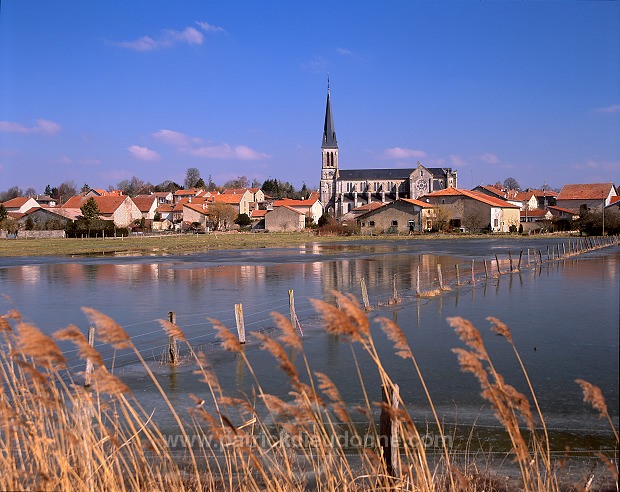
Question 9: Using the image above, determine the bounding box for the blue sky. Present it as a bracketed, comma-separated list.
[1, 1, 619, 194]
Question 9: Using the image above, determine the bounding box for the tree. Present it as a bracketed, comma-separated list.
[81, 183, 90, 193]
[0, 186, 22, 201]
[503, 177, 521, 191]
[223, 176, 249, 189]
[251, 178, 262, 188]
[80, 197, 100, 235]
[44, 184, 52, 196]
[208, 202, 236, 230]
[234, 213, 251, 227]
[185, 167, 201, 189]
[430, 205, 450, 232]
[155, 180, 182, 193]
[206, 175, 218, 192]
[25, 187, 38, 197]
[195, 177, 206, 189]
[462, 211, 485, 233]
[58, 180, 78, 202]
[0, 204, 7, 220]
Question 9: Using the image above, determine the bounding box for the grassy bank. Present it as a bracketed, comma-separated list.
[0, 231, 578, 258]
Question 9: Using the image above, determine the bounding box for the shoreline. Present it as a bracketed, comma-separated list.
[0, 231, 582, 258]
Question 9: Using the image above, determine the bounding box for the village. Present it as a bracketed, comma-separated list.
[0, 178, 618, 239]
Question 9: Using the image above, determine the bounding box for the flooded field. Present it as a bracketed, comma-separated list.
[1, 237, 618, 456]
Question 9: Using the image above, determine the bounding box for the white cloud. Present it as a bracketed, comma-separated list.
[128, 145, 160, 161]
[154, 128, 269, 160]
[382, 147, 427, 160]
[153, 129, 202, 146]
[596, 104, 620, 113]
[448, 154, 465, 167]
[112, 26, 204, 51]
[0, 119, 61, 135]
[196, 21, 225, 33]
[336, 48, 353, 56]
[479, 152, 500, 165]
[185, 143, 270, 160]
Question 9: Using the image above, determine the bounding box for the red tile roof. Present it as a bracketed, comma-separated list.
[211, 194, 244, 205]
[557, 183, 615, 200]
[131, 195, 157, 212]
[424, 188, 520, 208]
[2, 197, 36, 208]
[62, 195, 129, 214]
[401, 198, 433, 208]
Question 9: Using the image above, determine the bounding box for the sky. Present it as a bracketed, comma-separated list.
[1, 1, 619, 195]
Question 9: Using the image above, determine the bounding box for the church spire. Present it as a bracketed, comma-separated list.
[322, 79, 337, 149]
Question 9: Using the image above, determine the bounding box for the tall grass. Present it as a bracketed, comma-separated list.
[0, 298, 617, 491]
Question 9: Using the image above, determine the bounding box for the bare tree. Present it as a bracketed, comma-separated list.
[208, 202, 236, 230]
[503, 177, 521, 191]
[462, 211, 485, 233]
[24, 187, 38, 197]
[223, 176, 249, 189]
[58, 181, 78, 202]
[185, 167, 201, 189]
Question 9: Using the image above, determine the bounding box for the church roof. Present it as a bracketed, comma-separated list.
[322, 87, 337, 149]
[339, 167, 451, 180]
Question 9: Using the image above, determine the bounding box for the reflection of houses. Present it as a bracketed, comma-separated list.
[318, 86, 457, 216]
[556, 183, 617, 212]
[356, 198, 431, 234]
[62, 195, 142, 227]
[422, 188, 520, 233]
[264, 206, 305, 232]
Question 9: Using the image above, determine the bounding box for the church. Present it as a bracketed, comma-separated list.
[319, 86, 458, 216]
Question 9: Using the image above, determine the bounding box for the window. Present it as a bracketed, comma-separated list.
[369, 221, 375, 227]
[391, 220, 398, 227]
[494, 218, 499, 228]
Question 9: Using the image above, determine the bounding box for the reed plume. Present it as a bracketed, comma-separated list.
[13, 322, 66, 369]
[209, 318, 242, 352]
[81, 307, 130, 349]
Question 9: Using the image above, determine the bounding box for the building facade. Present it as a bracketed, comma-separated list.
[319, 85, 458, 217]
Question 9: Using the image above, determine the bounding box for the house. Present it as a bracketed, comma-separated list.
[173, 188, 207, 203]
[340, 201, 385, 224]
[15, 206, 75, 229]
[472, 185, 507, 200]
[155, 203, 174, 222]
[1, 197, 41, 214]
[547, 206, 580, 220]
[34, 195, 57, 207]
[151, 191, 174, 205]
[264, 206, 306, 232]
[527, 189, 557, 209]
[422, 188, 520, 233]
[356, 198, 431, 234]
[182, 202, 210, 230]
[223, 187, 266, 205]
[556, 183, 617, 212]
[606, 196, 620, 211]
[210, 192, 252, 216]
[173, 197, 208, 223]
[506, 190, 539, 211]
[85, 188, 123, 197]
[270, 195, 324, 224]
[520, 208, 552, 223]
[62, 195, 142, 227]
[131, 195, 158, 220]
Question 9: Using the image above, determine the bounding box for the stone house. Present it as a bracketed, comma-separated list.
[556, 183, 617, 212]
[16, 207, 74, 229]
[182, 202, 210, 230]
[62, 195, 142, 228]
[264, 206, 305, 232]
[270, 195, 324, 224]
[356, 198, 431, 234]
[132, 195, 159, 220]
[210, 192, 251, 216]
[1, 197, 40, 213]
[422, 188, 520, 233]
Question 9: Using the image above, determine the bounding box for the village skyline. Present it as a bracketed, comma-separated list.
[1, 2, 619, 193]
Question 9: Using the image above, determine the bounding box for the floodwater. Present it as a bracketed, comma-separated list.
[1, 238, 618, 453]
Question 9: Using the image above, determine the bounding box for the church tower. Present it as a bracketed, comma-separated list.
[320, 82, 338, 213]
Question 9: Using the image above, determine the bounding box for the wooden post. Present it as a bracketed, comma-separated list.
[360, 277, 371, 311]
[455, 264, 460, 286]
[437, 264, 444, 290]
[234, 304, 246, 344]
[508, 251, 514, 272]
[167, 311, 179, 365]
[392, 274, 400, 303]
[538, 249, 543, 264]
[527, 248, 531, 267]
[84, 326, 95, 387]
[416, 265, 421, 296]
[471, 259, 475, 285]
[484, 259, 489, 279]
[288, 289, 295, 327]
[517, 250, 523, 270]
[495, 254, 501, 275]
[380, 384, 400, 477]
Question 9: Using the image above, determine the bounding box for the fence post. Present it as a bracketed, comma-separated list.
[508, 251, 514, 272]
[392, 274, 400, 303]
[437, 264, 444, 290]
[380, 384, 400, 477]
[167, 311, 179, 365]
[495, 254, 501, 275]
[517, 251, 523, 270]
[455, 264, 460, 286]
[84, 326, 95, 387]
[288, 289, 296, 327]
[416, 265, 421, 296]
[484, 259, 489, 279]
[360, 277, 371, 311]
[471, 259, 475, 285]
[235, 304, 246, 344]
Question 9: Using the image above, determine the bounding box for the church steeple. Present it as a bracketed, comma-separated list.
[322, 81, 337, 149]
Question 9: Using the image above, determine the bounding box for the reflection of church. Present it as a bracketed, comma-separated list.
[319, 85, 458, 216]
